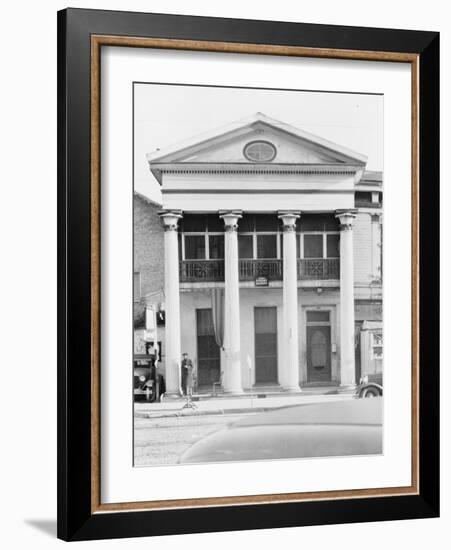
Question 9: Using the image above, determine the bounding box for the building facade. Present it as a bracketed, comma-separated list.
[144, 113, 382, 395]
[133, 193, 165, 356]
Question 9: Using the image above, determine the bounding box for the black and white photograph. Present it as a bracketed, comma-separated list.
[133, 83, 384, 467]
[0, 0, 444, 546]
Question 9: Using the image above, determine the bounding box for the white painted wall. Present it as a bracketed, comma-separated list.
[180, 287, 341, 388]
[163, 191, 354, 212]
[162, 171, 356, 211]
[163, 171, 358, 191]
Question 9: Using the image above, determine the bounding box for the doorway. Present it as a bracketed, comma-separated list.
[254, 306, 278, 384]
[306, 310, 332, 383]
[196, 309, 220, 389]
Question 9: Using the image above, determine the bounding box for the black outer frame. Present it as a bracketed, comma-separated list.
[57, 8, 439, 542]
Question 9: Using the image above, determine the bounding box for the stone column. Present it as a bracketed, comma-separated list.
[219, 210, 243, 394]
[278, 211, 301, 391]
[159, 210, 183, 397]
[335, 209, 358, 387]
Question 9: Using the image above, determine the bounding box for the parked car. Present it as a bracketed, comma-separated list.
[133, 354, 165, 402]
[357, 373, 383, 398]
[179, 397, 382, 464]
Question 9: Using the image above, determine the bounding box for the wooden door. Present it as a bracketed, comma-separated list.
[307, 325, 331, 383]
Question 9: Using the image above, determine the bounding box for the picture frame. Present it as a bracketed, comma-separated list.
[57, 7, 439, 541]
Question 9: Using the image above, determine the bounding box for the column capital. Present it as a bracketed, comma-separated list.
[219, 210, 243, 232]
[278, 211, 301, 232]
[159, 210, 183, 231]
[371, 212, 382, 223]
[335, 209, 358, 231]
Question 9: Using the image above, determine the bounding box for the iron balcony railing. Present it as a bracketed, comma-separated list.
[298, 258, 340, 280]
[239, 259, 282, 281]
[179, 259, 224, 282]
[179, 258, 340, 283]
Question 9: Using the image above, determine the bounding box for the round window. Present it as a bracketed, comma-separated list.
[243, 140, 277, 162]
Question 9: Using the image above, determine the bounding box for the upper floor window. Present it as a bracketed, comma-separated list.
[181, 215, 224, 261]
[302, 233, 339, 259]
[184, 234, 224, 260]
[180, 213, 339, 261]
[238, 214, 280, 260]
[184, 235, 206, 259]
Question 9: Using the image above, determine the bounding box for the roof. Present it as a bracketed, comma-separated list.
[134, 191, 162, 209]
[360, 171, 383, 184]
[146, 113, 368, 184]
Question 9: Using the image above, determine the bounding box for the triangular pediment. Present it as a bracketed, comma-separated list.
[147, 113, 367, 171]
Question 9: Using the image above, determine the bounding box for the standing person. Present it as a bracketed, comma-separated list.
[181, 352, 194, 397]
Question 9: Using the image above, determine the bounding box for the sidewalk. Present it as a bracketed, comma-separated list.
[134, 390, 357, 419]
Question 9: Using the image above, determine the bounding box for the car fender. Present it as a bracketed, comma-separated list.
[358, 383, 383, 397]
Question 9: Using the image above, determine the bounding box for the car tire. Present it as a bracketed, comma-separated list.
[361, 387, 380, 398]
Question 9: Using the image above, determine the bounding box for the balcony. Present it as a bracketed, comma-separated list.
[239, 259, 282, 281]
[298, 258, 340, 280]
[180, 258, 339, 283]
[179, 260, 224, 282]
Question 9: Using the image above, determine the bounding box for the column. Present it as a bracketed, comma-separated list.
[219, 210, 243, 394]
[360, 324, 370, 382]
[335, 209, 358, 387]
[159, 210, 183, 397]
[371, 213, 382, 280]
[278, 211, 301, 392]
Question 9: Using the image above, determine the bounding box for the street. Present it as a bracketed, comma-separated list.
[134, 412, 253, 466]
[133, 393, 357, 466]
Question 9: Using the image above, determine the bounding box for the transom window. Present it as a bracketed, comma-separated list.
[306, 310, 330, 323]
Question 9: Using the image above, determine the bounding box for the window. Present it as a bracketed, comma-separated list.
[184, 235, 206, 259]
[257, 234, 277, 258]
[181, 214, 206, 232]
[133, 272, 141, 302]
[238, 214, 255, 232]
[206, 214, 223, 232]
[307, 311, 330, 323]
[238, 235, 253, 259]
[255, 214, 278, 232]
[208, 235, 224, 259]
[181, 215, 227, 261]
[300, 213, 339, 232]
[372, 332, 383, 359]
[238, 215, 280, 260]
[326, 234, 340, 258]
[355, 191, 373, 205]
[303, 234, 323, 258]
[243, 140, 277, 162]
[301, 233, 340, 259]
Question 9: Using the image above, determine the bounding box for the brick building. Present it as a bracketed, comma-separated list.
[133, 193, 164, 357]
[138, 113, 382, 394]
